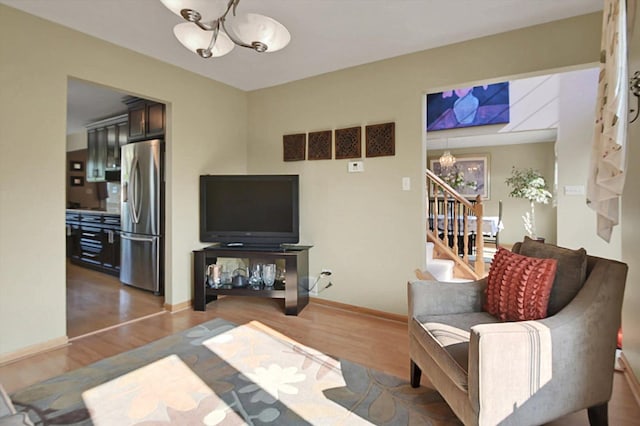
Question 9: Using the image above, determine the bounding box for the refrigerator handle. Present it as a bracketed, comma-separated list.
[121, 233, 156, 243]
[130, 155, 140, 224]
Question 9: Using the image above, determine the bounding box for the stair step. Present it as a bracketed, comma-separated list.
[426, 242, 434, 261]
[426, 258, 454, 282]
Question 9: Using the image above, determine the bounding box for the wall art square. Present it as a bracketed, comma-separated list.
[429, 155, 490, 199]
[70, 160, 84, 172]
[283, 133, 306, 161]
[365, 122, 395, 158]
[335, 126, 361, 159]
[70, 176, 85, 187]
[308, 130, 332, 160]
[426, 82, 510, 131]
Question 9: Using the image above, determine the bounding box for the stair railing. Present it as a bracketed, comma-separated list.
[426, 169, 485, 278]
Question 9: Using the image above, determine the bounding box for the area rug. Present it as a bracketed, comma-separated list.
[11, 318, 461, 425]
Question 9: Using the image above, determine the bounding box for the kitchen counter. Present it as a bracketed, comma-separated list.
[66, 208, 120, 216]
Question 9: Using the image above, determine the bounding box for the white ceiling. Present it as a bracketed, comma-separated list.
[1, 0, 603, 133]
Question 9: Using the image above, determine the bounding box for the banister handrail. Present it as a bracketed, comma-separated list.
[426, 169, 476, 211]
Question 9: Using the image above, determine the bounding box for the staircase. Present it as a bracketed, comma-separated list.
[416, 169, 488, 281]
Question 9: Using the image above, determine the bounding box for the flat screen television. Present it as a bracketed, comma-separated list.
[199, 174, 299, 248]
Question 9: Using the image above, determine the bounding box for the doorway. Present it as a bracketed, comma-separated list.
[66, 78, 165, 339]
[424, 68, 601, 253]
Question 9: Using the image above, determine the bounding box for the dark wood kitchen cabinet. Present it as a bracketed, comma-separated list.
[87, 114, 127, 182]
[65, 212, 81, 259]
[126, 99, 165, 142]
[101, 215, 121, 270]
[86, 127, 107, 182]
[105, 120, 128, 171]
[67, 211, 120, 276]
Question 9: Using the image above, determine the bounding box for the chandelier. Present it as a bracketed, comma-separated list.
[439, 151, 456, 168]
[160, 0, 291, 58]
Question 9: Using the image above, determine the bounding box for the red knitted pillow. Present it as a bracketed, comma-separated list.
[484, 248, 558, 321]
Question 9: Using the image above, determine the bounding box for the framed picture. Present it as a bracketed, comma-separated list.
[69, 160, 84, 172]
[70, 176, 84, 187]
[426, 82, 510, 131]
[429, 155, 490, 199]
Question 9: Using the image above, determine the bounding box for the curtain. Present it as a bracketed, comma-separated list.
[586, 0, 630, 242]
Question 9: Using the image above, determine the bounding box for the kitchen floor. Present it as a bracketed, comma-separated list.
[66, 261, 165, 338]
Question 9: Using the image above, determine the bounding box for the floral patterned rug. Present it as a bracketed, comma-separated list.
[11, 318, 460, 425]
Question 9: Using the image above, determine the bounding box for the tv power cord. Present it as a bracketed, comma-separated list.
[309, 270, 333, 293]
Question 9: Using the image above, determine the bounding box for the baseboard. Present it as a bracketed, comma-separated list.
[310, 298, 408, 323]
[0, 336, 69, 366]
[164, 300, 191, 313]
[619, 352, 640, 408]
[69, 311, 167, 341]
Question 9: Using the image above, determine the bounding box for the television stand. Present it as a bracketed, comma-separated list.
[193, 245, 311, 315]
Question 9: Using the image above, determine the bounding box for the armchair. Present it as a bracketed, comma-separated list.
[408, 239, 627, 426]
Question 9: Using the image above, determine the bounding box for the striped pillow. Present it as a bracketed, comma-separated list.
[484, 248, 558, 321]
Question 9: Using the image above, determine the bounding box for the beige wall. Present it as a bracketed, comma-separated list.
[556, 68, 622, 258]
[428, 143, 557, 245]
[621, 11, 640, 381]
[0, 5, 248, 356]
[66, 130, 87, 152]
[247, 14, 602, 314]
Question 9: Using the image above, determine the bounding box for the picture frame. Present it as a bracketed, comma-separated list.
[70, 160, 84, 172]
[70, 176, 84, 187]
[282, 133, 306, 161]
[429, 154, 490, 199]
[308, 130, 332, 160]
[426, 82, 510, 131]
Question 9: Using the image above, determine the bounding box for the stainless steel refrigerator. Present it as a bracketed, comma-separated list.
[120, 139, 164, 294]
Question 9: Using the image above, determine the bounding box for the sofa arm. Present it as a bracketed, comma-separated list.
[467, 321, 553, 425]
[408, 278, 486, 318]
[467, 258, 625, 425]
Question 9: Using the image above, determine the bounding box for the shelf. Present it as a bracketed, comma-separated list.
[193, 246, 310, 315]
[205, 287, 286, 299]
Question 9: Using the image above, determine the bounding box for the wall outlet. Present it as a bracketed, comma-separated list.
[309, 275, 319, 296]
[309, 269, 332, 296]
[348, 161, 364, 173]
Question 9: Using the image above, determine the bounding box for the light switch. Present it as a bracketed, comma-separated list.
[402, 177, 411, 191]
[564, 185, 585, 196]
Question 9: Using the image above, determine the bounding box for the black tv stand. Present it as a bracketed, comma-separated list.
[193, 245, 311, 315]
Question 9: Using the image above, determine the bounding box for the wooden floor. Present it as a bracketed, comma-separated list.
[1, 295, 639, 425]
[66, 261, 165, 338]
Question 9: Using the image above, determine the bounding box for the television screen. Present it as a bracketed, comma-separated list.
[199, 175, 299, 247]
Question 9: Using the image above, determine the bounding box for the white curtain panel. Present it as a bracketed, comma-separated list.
[586, 0, 631, 242]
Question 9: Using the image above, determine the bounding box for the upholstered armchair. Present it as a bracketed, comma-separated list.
[408, 238, 627, 426]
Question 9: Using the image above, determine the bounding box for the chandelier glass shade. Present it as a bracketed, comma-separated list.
[173, 23, 234, 57]
[160, 0, 291, 58]
[439, 150, 456, 168]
